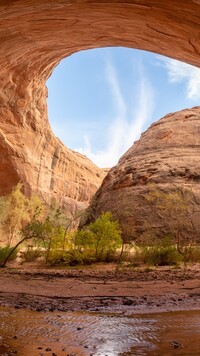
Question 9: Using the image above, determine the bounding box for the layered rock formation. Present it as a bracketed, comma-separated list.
[1, 1, 200, 210]
[0, 90, 105, 211]
[0, 85, 106, 207]
[84, 108, 200, 242]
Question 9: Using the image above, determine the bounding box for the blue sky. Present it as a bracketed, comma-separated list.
[47, 47, 200, 168]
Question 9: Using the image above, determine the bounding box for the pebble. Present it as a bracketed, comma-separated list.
[171, 340, 181, 348]
[123, 298, 134, 306]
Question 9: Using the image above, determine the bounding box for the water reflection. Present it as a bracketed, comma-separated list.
[0, 307, 200, 355]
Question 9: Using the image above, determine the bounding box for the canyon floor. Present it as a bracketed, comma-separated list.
[0, 263, 200, 315]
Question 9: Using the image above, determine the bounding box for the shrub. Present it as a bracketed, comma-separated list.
[131, 246, 183, 266]
[68, 250, 96, 266]
[21, 246, 42, 262]
[0, 246, 18, 263]
[182, 246, 200, 263]
[46, 212, 122, 266]
[46, 250, 72, 266]
[46, 249, 96, 266]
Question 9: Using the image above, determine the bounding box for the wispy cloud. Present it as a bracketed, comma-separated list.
[76, 60, 154, 168]
[159, 57, 200, 100]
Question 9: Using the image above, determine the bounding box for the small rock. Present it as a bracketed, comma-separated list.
[36, 307, 42, 312]
[171, 340, 181, 348]
[123, 298, 134, 306]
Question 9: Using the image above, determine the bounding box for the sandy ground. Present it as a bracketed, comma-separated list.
[0, 262, 200, 315]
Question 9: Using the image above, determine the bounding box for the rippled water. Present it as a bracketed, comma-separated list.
[0, 307, 200, 355]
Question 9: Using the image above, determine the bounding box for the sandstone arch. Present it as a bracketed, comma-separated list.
[0, 0, 200, 207]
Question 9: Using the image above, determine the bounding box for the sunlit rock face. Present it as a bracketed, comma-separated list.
[84, 108, 200, 241]
[0, 0, 200, 210]
[0, 81, 104, 210]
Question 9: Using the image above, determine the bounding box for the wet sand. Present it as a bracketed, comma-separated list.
[0, 263, 200, 314]
[1, 307, 200, 355]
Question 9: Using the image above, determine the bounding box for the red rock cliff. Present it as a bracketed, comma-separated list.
[84, 108, 200, 242]
[0, 0, 200, 210]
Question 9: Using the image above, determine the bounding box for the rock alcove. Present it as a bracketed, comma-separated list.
[0, 0, 200, 211]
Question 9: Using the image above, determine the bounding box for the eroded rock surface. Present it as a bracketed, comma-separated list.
[84, 108, 200, 241]
[0, 107, 104, 210]
[1, 0, 200, 209]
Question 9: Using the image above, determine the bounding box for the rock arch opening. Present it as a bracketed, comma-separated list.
[0, 0, 200, 207]
[47, 46, 200, 170]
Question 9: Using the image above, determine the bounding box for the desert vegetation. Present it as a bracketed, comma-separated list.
[128, 184, 200, 267]
[0, 183, 200, 268]
[0, 184, 122, 267]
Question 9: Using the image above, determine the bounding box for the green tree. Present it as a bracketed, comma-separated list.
[0, 207, 71, 267]
[36, 205, 84, 263]
[0, 186, 86, 266]
[0, 183, 44, 246]
[47, 205, 84, 251]
[0, 206, 45, 267]
[75, 212, 122, 262]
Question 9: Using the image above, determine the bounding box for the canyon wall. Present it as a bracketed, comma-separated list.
[84, 108, 200, 242]
[0, 75, 104, 211]
[0, 1, 200, 210]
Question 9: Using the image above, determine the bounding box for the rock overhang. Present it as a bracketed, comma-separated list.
[0, 0, 200, 208]
[2, 1, 200, 75]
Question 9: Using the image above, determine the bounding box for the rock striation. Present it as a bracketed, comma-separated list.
[0, 111, 104, 211]
[84, 107, 200, 242]
[1, 1, 200, 210]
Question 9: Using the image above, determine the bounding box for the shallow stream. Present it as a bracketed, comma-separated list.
[0, 307, 200, 355]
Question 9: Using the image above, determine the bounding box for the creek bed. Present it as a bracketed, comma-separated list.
[0, 307, 200, 355]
